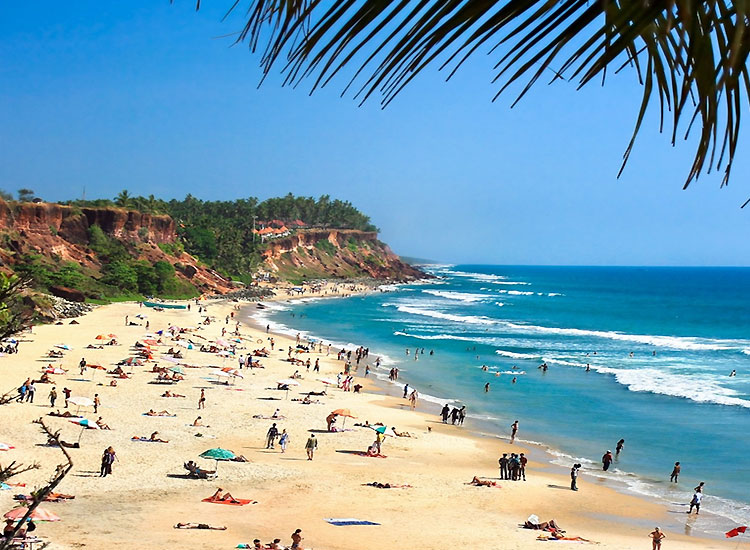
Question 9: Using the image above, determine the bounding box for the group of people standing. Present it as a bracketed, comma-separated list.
[498, 452, 527, 481]
[440, 404, 466, 425]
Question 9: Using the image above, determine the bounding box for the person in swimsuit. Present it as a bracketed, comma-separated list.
[291, 528, 303, 549]
[670, 461, 680, 483]
[649, 527, 666, 549]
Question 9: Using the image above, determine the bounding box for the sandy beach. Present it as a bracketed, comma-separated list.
[0, 288, 732, 550]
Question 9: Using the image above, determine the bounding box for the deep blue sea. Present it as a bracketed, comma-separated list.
[253, 265, 750, 533]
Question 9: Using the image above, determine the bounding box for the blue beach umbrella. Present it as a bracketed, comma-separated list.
[199, 448, 236, 470]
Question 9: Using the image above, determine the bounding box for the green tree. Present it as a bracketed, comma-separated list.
[0, 189, 13, 201]
[0, 273, 32, 341]
[114, 190, 132, 208]
[102, 261, 138, 293]
[17, 188, 35, 202]
[193, 1, 748, 189]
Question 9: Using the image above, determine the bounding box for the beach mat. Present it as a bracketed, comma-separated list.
[325, 518, 380, 526]
[202, 498, 256, 506]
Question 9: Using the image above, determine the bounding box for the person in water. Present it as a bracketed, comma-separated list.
[615, 439, 625, 456]
[669, 461, 680, 483]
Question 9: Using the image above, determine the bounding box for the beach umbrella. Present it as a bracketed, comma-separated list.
[0, 443, 14, 451]
[199, 448, 235, 471]
[372, 426, 397, 437]
[331, 408, 355, 428]
[277, 379, 300, 386]
[143, 339, 158, 346]
[67, 397, 94, 408]
[4, 507, 61, 522]
[95, 334, 107, 340]
[55, 344, 72, 350]
[66, 396, 94, 414]
[108, 333, 118, 338]
[161, 356, 180, 364]
[318, 378, 337, 386]
[68, 418, 99, 429]
[168, 366, 184, 375]
[213, 371, 234, 384]
[88, 364, 106, 370]
[216, 338, 229, 347]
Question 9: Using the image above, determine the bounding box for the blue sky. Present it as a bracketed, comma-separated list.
[2, 2, 749, 265]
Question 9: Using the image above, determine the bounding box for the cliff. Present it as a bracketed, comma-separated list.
[262, 229, 424, 282]
[0, 200, 234, 295]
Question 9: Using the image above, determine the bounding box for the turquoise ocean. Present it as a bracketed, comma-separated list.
[252, 265, 750, 535]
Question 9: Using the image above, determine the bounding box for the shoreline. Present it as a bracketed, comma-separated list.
[251, 288, 736, 542]
[0, 288, 733, 550]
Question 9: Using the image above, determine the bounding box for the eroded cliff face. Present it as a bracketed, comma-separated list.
[0, 201, 176, 244]
[262, 229, 424, 281]
[0, 200, 234, 294]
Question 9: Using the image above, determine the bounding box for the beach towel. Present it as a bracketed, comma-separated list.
[202, 497, 256, 506]
[325, 518, 381, 526]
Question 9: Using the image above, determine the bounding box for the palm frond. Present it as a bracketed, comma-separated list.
[188, 1, 750, 189]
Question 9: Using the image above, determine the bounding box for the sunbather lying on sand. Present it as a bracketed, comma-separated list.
[537, 533, 593, 542]
[391, 427, 414, 438]
[364, 481, 412, 489]
[145, 409, 174, 416]
[174, 522, 226, 530]
[469, 476, 499, 487]
[207, 488, 240, 504]
[48, 410, 78, 418]
[162, 391, 186, 398]
[523, 519, 564, 532]
[47, 436, 79, 448]
[131, 433, 169, 443]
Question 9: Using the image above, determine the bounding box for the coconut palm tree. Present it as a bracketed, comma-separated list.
[185, 1, 750, 194]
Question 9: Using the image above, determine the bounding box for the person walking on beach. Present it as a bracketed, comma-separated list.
[63, 387, 71, 408]
[450, 407, 460, 425]
[25, 381, 35, 403]
[305, 434, 317, 460]
[440, 404, 450, 423]
[669, 461, 680, 483]
[290, 528, 303, 549]
[409, 390, 418, 410]
[458, 406, 466, 426]
[266, 423, 279, 449]
[93, 393, 100, 413]
[48, 387, 57, 408]
[687, 490, 702, 514]
[616, 438, 625, 457]
[100, 447, 116, 477]
[519, 453, 527, 481]
[510, 420, 519, 444]
[499, 454, 509, 480]
[198, 389, 206, 410]
[649, 527, 666, 550]
[403, 384, 409, 398]
[279, 430, 289, 453]
[570, 463, 581, 491]
[602, 450, 614, 471]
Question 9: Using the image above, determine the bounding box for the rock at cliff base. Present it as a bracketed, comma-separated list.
[49, 285, 86, 302]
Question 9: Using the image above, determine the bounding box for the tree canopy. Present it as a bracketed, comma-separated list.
[189, 0, 750, 192]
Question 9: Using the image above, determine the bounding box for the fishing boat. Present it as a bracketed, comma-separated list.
[143, 301, 187, 310]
